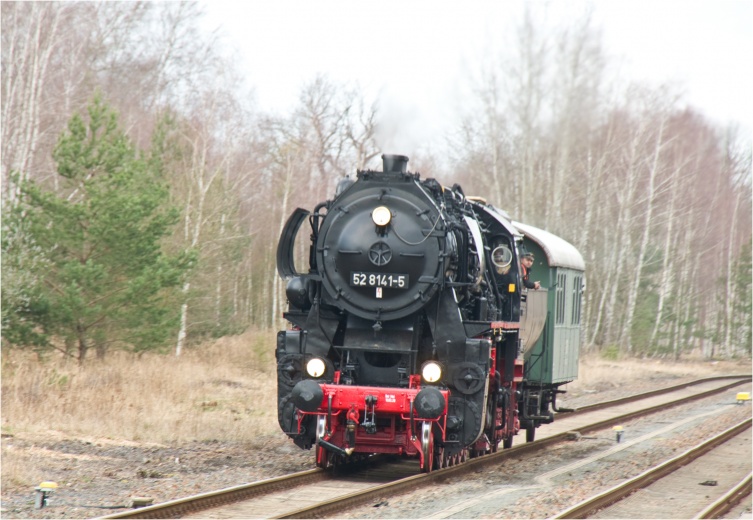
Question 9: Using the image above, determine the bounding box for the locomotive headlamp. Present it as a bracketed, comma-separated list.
[372, 206, 392, 226]
[306, 357, 326, 378]
[421, 361, 443, 383]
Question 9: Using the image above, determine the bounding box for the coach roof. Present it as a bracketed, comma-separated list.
[512, 221, 585, 271]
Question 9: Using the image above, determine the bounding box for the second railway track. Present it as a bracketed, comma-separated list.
[552, 418, 752, 519]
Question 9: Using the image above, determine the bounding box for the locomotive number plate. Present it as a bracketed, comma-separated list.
[350, 272, 409, 289]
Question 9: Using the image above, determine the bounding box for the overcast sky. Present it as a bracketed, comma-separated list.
[201, 0, 752, 150]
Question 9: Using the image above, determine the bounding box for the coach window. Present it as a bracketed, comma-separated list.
[571, 275, 582, 325]
[555, 272, 566, 325]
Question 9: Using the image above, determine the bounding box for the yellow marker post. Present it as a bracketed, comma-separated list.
[736, 392, 751, 404]
[34, 482, 58, 509]
[613, 425, 624, 443]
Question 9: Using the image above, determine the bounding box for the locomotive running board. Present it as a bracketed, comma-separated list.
[464, 320, 520, 337]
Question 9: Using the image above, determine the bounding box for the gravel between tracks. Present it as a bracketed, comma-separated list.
[1, 359, 750, 519]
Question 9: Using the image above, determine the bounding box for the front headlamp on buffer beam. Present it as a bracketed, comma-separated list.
[421, 361, 443, 383]
[306, 357, 326, 378]
[372, 206, 392, 227]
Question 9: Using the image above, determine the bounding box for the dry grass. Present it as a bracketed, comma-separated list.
[1, 328, 280, 444]
[565, 352, 752, 395]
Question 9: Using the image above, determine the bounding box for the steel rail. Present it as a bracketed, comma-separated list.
[99, 468, 326, 519]
[564, 374, 752, 416]
[554, 377, 750, 438]
[693, 472, 752, 519]
[550, 419, 752, 519]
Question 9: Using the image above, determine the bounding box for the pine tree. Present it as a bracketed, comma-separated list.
[2, 95, 193, 362]
[732, 240, 752, 355]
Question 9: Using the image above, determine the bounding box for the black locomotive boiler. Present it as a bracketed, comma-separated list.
[275, 154, 585, 471]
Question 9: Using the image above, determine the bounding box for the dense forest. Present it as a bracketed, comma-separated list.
[2, 2, 750, 363]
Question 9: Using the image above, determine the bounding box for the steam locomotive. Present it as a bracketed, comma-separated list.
[276, 154, 585, 472]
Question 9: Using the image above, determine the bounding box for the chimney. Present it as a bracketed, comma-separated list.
[382, 154, 409, 173]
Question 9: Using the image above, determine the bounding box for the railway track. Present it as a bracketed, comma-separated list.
[99, 375, 751, 519]
[552, 419, 752, 519]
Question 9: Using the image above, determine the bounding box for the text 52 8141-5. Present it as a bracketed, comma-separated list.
[350, 272, 409, 289]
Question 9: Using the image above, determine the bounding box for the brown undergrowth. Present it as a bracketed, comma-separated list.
[563, 351, 751, 399]
[2, 330, 279, 463]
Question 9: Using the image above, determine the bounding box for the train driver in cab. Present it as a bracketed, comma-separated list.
[520, 252, 541, 290]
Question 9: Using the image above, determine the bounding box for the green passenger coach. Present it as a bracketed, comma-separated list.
[512, 221, 586, 440]
[514, 221, 585, 384]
